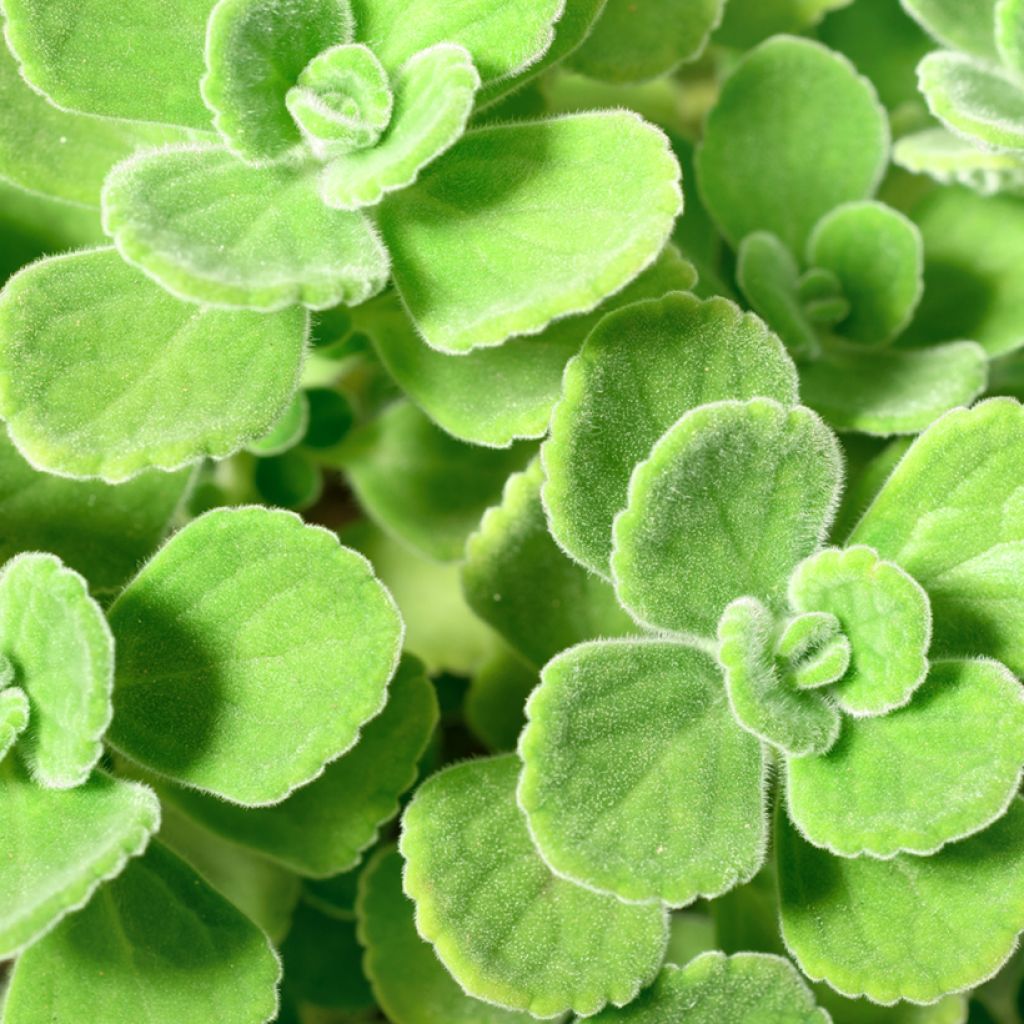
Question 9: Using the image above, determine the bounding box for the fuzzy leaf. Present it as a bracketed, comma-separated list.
[102, 144, 389, 310]
[4, 841, 280, 1024]
[850, 399, 1024, 676]
[107, 506, 403, 806]
[156, 656, 436, 876]
[697, 37, 888, 253]
[400, 755, 668, 1018]
[0, 249, 306, 481]
[544, 293, 798, 577]
[321, 44, 480, 210]
[998, 0, 1024, 73]
[715, 0, 853, 49]
[202, 0, 355, 161]
[586, 952, 830, 1024]
[611, 399, 842, 639]
[0, 760, 159, 957]
[893, 126, 1024, 195]
[2, 0, 215, 127]
[778, 796, 1024, 1004]
[246, 391, 310, 456]
[519, 639, 767, 906]
[788, 658, 1024, 857]
[902, 0, 1000, 59]
[379, 112, 682, 353]
[0, 554, 112, 787]
[0, 687, 29, 762]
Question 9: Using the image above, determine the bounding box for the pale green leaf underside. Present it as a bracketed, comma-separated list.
[108, 506, 403, 806]
[543, 292, 798, 577]
[156, 655, 435, 876]
[787, 658, 1024, 858]
[779, 797, 1024, 1004]
[0, 686, 29, 762]
[0, 553, 112, 787]
[102, 144, 390, 310]
[894, 127, 1024, 195]
[902, 0, 1000, 59]
[4, 841, 280, 1024]
[400, 755, 668, 1018]
[612, 399, 842, 639]
[0, 248, 306, 482]
[321, 43, 480, 210]
[379, 111, 682, 353]
[586, 952, 830, 1024]
[0, 760, 159, 957]
[788, 546, 930, 716]
[519, 640, 767, 906]
[358, 846, 535, 1024]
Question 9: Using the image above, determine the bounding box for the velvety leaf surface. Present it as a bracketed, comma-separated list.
[893, 126, 1024, 195]
[697, 37, 889, 252]
[400, 755, 668, 1018]
[379, 112, 682, 353]
[0, 248, 307, 481]
[0, 686, 29, 762]
[778, 797, 1024, 1004]
[0, 553, 112, 787]
[0, 761, 159, 957]
[102, 145, 389, 310]
[246, 392, 309, 456]
[902, 0, 1000, 58]
[998, 0, 1024, 73]
[518, 640, 767, 906]
[107, 506, 403, 806]
[612, 399, 842, 638]
[544, 292, 798, 577]
[4, 841, 280, 1024]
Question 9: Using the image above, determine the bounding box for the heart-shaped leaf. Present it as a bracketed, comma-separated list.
[894, 126, 1024, 194]
[902, 0, 1000, 59]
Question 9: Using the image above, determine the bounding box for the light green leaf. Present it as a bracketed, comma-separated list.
[246, 391, 310, 456]
[998, 0, 1024, 74]
[3, 841, 280, 1024]
[779, 614, 852, 691]
[202, 0, 355, 162]
[379, 111, 682, 353]
[799, 340, 988, 436]
[0, 553, 112, 787]
[778, 796, 1024, 1004]
[0, 760, 159, 957]
[850, 398, 1024, 676]
[2, 0, 215, 127]
[901, 0, 1000, 59]
[367, 246, 696, 448]
[400, 755, 668, 1018]
[788, 658, 1024, 858]
[586, 952, 831, 1024]
[0, 248, 307, 481]
[107, 506, 403, 806]
[715, 0, 854, 49]
[815, 985, 967, 1024]
[156, 655, 436, 876]
[102, 144, 389, 310]
[611, 400, 842, 639]
[0, 686, 29, 762]
[697, 36, 888, 253]
[519, 639, 768, 906]
[568, 0, 726, 83]
[544, 292, 798, 577]
[893, 127, 1024, 195]
[358, 845, 534, 1024]
[321, 43, 479, 210]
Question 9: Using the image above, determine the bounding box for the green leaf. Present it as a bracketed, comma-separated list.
[0, 686, 29, 762]
[0, 248, 307, 481]
[0, 760, 159, 957]
[715, 0, 853, 49]
[2, 0, 215, 127]
[3, 840, 280, 1024]
[107, 506, 403, 806]
[893, 127, 1024, 195]
[102, 144, 389, 310]
[367, 246, 696, 447]
[568, 0, 725, 83]
[519, 639, 767, 906]
[463, 461, 635, 667]
[465, 645, 537, 752]
[544, 292, 798, 577]
[155, 655, 436, 876]
[902, 0, 1000, 59]
[379, 111, 682, 353]
[202, 0, 355, 162]
[321, 44, 480, 210]
[778, 796, 1024, 1004]
[800, 339, 989, 436]
[253, 449, 322, 510]
[247, 391, 310, 456]
[998, 0, 1024, 74]
[586, 952, 831, 1024]
[697, 37, 888, 254]
[400, 755, 668, 1018]
[787, 658, 1024, 858]
[850, 399, 1024, 677]
[611, 399, 842, 639]
[358, 845, 535, 1024]
[0, 553, 112, 787]
[815, 985, 967, 1024]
